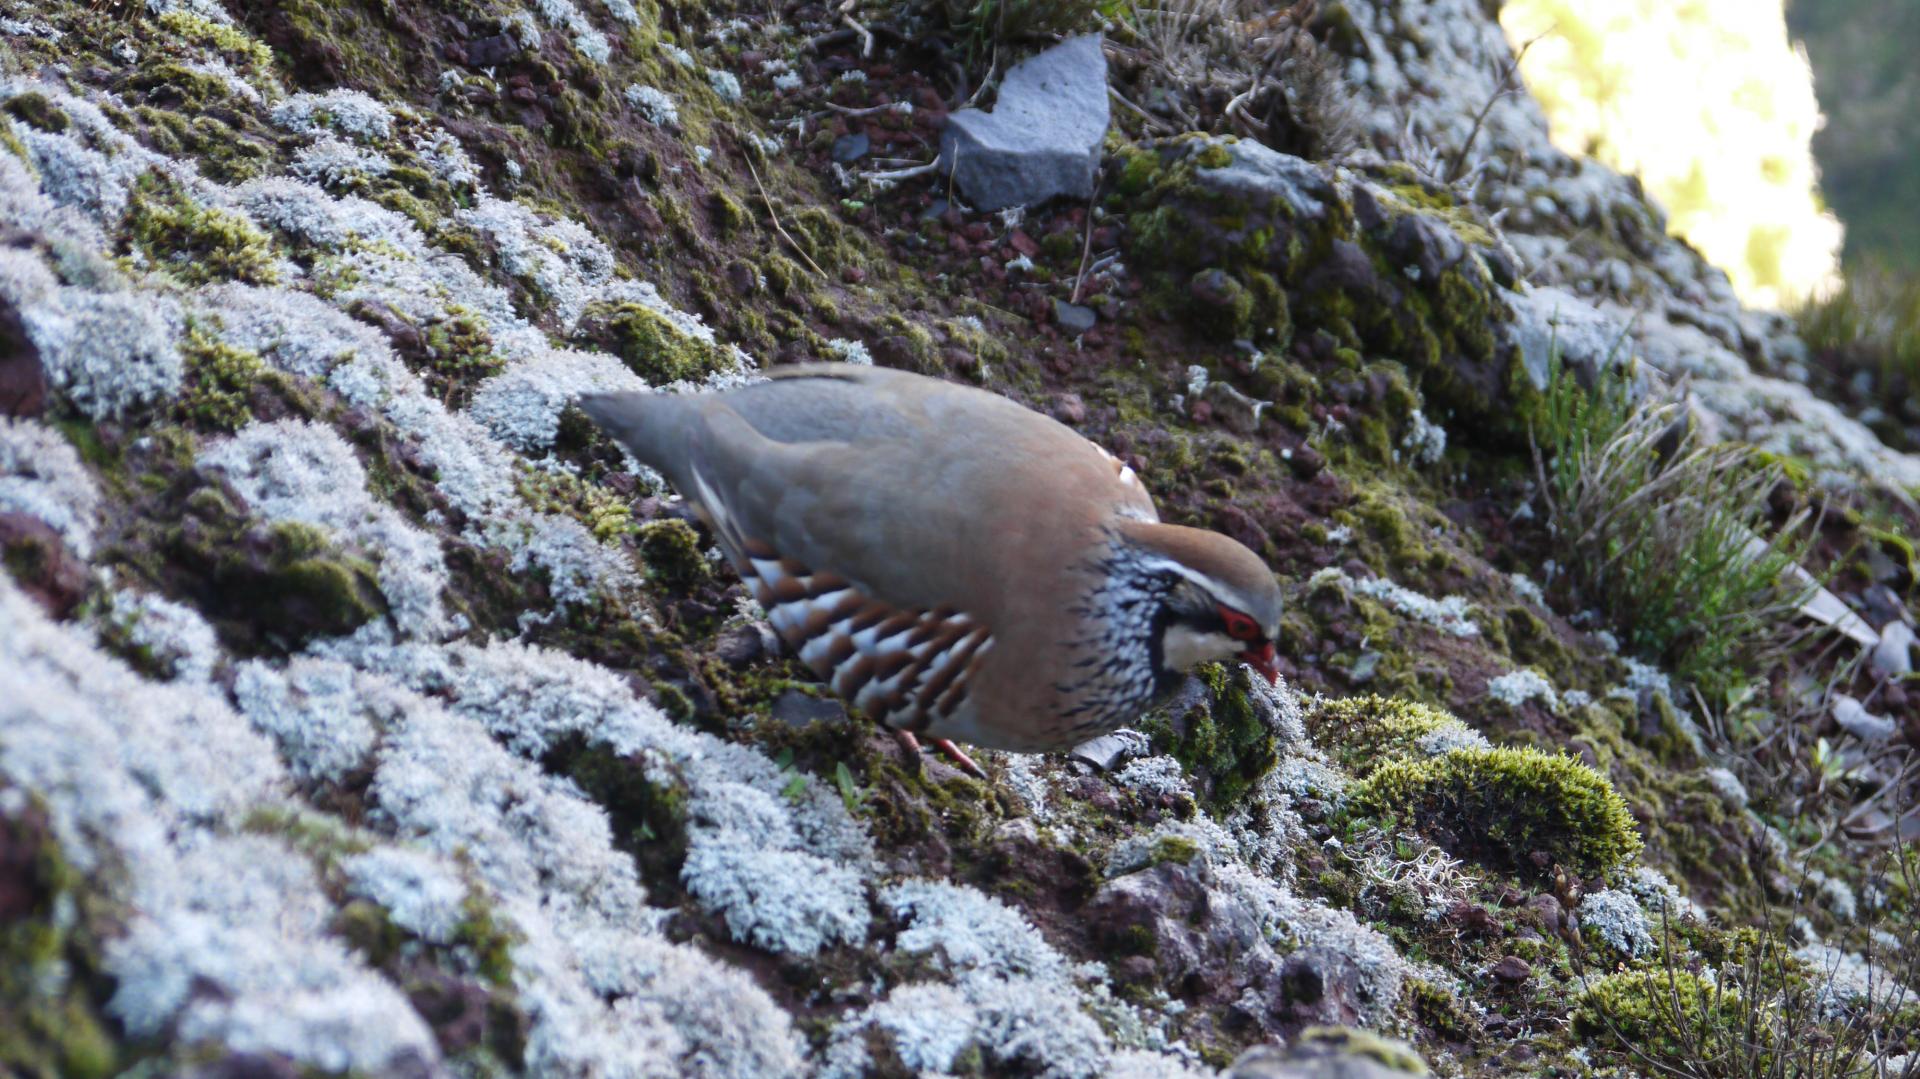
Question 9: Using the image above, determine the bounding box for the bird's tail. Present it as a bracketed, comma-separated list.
[575, 391, 695, 482]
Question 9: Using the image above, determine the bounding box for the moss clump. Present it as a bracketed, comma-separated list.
[1292, 1027, 1428, 1074]
[0, 792, 121, 1079]
[241, 522, 388, 638]
[1347, 747, 1643, 878]
[576, 300, 734, 384]
[419, 307, 507, 407]
[126, 178, 279, 286]
[1572, 969, 1751, 1065]
[636, 518, 712, 588]
[178, 332, 266, 432]
[1304, 695, 1473, 776]
[514, 465, 633, 544]
[1149, 835, 1201, 866]
[172, 500, 387, 648]
[709, 190, 750, 238]
[1141, 662, 1278, 807]
[3, 92, 69, 133]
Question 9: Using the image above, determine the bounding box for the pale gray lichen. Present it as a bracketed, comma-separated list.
[99, 588, 222, 683]
[1487, 668, 1558, 709]
[0, 415, 101, 556]
[625, 84, 681, 126]
[270, 89, 399, 141]
[198, 419, 453, 639]
[1578, 888, 1655, 958]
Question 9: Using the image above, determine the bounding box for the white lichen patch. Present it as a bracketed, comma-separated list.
[1487, 668, 1558, 709]
[1313, 567, 1479, 637]
[1578, 888, 1654, 958]
[625, 84, 681, 126]
[270, 89, 398, 141]
[97, 588, 221, 683]
[317, 632, 876, 956]
[0, 416, 101, 556]
[0, 578, 440, 1071]
[198, 419, 453, 639]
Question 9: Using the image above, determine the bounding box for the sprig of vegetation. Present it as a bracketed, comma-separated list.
[1576, 845, 1920, 1078]
[1529, 359, 1818, 703]
[1795, 266, 1920, 388]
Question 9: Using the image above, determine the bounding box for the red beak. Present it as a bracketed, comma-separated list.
[1240, 641, 1279, 684]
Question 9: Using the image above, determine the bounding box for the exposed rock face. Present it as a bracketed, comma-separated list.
[940, 34, 1109, 210]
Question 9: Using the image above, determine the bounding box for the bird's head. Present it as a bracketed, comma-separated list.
[1117, 520, 1284, 684]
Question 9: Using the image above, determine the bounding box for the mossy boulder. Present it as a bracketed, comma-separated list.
[575, 300, 735, 385]
[1111, 135, 1521, 432]
[169, 489, 388, 648]
[1347, 746, 1643, 878]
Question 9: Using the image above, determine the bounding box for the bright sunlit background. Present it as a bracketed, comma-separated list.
[1499, 0, 1844, 311]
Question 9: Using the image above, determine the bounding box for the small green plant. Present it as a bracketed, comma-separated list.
[941, 0, 1124, 62]
[1529, 359, 1817, 703]
[1794, 265, 1920, 387]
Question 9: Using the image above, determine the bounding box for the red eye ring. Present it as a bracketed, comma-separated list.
[1218, 604, 1260, 641]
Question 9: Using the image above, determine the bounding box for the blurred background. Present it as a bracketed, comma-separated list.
[1500, 0, 1920, 447]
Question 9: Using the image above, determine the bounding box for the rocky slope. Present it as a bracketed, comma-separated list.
[0, 1, 1916, 1077]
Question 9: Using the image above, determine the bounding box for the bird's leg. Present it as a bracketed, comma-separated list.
[931, 738, 987, 780]
[891, 730, 988, 780]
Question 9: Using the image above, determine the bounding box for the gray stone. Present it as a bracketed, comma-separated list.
[1503, 285, 1635, 392]
[1052, 299, 1096, 336]
[1194, 138, 1334, 220]
[1874, 620, 1914, 679]
[830, 131, 869, 164]
[940, 35, 1108, 210]
[1832, 693, 1896, 744]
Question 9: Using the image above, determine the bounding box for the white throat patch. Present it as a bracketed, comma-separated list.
[1160, 623, 1241, 672]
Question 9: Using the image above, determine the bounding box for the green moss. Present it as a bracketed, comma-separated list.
[2, 92, 69, 133]
[157, 10, 276, 74]
[1149, 835, 1201, 866]
[1139, 662, 1277, 807]
[126, 177, 279, 286]
[172, 507, 387, 647]
[1293, 1027, 1428, 1074]
[1187, 268, 1255, 341]
[1405, 978, 1480, 1042]
[178, 332, 266, 432]
[1572, 969, 1751, 1065]
[1303, 695, 1472, 776]
[577, 300, 735, 384]
[515, 464, 634, 544]
[541, 733, 693, 899]
[710, 190, 750, 238]
[0, 793, 122, 1079]
[1347, 746, 1643, 878]
[637, 518, 711, 588]
[454, 894, 518, 989]
[417, 306, 508, 408]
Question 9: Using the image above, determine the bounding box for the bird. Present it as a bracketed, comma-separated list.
[578, 363, 1283, 774]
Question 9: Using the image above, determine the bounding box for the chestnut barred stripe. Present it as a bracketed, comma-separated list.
[738, 536, 991, 734]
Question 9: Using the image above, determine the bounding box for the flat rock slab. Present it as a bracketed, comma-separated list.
[940, 35, 1108, 210]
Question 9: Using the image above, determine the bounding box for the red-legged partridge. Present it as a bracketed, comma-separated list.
[580, 364, 1282, 769]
